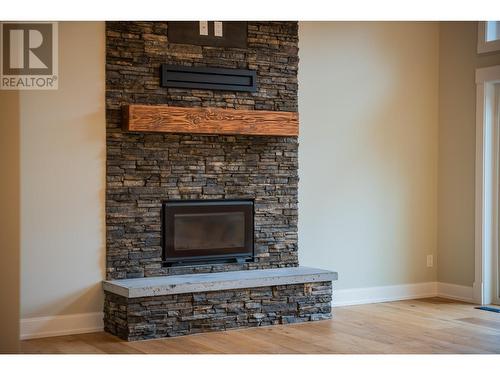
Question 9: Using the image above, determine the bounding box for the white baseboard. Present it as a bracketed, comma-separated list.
[333, 281, 475, 307]
[21, 312, 103, 340]
[333, 282, 438, 307]
[436, 282, 475, 303]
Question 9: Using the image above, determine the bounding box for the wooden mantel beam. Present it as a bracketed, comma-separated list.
[123, 104, 299, 137]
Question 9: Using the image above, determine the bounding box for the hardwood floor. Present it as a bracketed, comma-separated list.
[21, 298, 500, 354]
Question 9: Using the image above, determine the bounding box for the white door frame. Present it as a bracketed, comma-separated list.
[475, 65, 500, 305]
[496, 83, 500, 306]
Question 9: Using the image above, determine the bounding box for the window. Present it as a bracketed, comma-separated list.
[478, 21, 500, 53]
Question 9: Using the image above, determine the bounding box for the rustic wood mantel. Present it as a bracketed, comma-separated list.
[123, 104, 299, 137]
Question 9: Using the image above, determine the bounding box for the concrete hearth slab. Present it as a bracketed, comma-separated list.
[103, 267, 337, 298]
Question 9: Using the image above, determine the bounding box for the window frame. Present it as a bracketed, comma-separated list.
[478, 21, 500, 54]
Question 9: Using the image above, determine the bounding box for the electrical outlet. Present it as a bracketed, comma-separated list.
[426, 254, 433, 267]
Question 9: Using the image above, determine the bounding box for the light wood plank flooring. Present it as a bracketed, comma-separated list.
[21, 298, 500, 354]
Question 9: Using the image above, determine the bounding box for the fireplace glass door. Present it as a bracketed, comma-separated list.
[163, 200, 254, 265]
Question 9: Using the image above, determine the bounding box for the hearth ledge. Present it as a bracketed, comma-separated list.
[103, 266, 337, 298]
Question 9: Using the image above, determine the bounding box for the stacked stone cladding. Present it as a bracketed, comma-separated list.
[104, 281, 332, 341]
[106, 22, 300, 280]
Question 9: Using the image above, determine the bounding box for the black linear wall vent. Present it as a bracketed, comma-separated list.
[161, 65, 257, 92]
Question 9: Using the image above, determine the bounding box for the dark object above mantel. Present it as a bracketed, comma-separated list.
[161, 65, 257, 92]
[167, 21, 248, 48]
[122, 104, 299, 137]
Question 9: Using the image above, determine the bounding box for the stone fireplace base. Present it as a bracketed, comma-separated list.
[103, 267, 337, 341]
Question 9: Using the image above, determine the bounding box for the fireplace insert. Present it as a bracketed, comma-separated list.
[162, 199, 254, 265]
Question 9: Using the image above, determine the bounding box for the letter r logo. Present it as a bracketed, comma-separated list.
[2, 23, 53, 75]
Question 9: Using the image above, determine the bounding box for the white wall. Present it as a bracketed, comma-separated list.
[298, 22, 439, 290]
[20, 22, 106, 320]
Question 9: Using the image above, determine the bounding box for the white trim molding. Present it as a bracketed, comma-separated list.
[436, 283, 475, 303]
[475, 65, 500, 305]
[476, 65, 500, 84]
[20, 312, 103, 340]
[333, 282, 475, 307]
[333, 282, 438, 307]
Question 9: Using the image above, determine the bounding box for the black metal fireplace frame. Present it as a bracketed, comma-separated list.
[162, 199, 254, 266]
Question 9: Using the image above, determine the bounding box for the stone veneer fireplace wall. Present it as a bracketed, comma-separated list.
[104, 22, 336, 340]
[106, 22, 300, 280]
